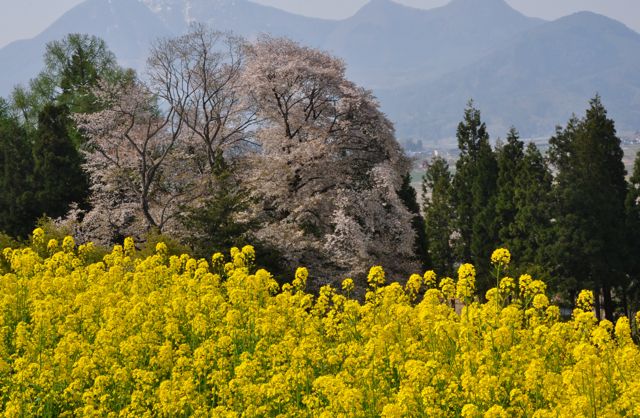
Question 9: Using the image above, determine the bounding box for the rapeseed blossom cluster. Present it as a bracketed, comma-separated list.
[0, 231, 639, 416]
[490, 248, 511, 267]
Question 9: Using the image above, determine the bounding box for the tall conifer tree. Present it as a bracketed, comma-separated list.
[495, 127, 525, 247]
[399, 173, 432, 271]
[0, 100, 37, 237]
[422, 156, 454, 275]
[32, 104, 89, 219]
[452, 101, 498, 286]
[549, 96, 627, 319]
[511, 143, 553, 268]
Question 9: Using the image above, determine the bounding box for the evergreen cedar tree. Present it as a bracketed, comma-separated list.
[0, 34, 124, 239]
[625, 151, 640, 315]
[549, 96, 628, 321]
[32, 103, 89, 219]
[421, 155, 455, 275]
[495, 127, 524, 250]
[0, 100, 35, 237]
[450, 101, 499, 290]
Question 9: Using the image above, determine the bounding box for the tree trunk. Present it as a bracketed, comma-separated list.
[141, 195, 158, 231]
[602, 284, 614, 322]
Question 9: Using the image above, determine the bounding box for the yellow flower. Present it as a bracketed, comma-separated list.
[32, 227, 45, 243]
[367, 265, 385, 287]
[212, 252, 224, 267]
[498, 276, 516, 297]
[490, 248, 511, 267]
[124, 237, 135, 255]
[439, 277, 455, 299]
[47, 239, 58, 253]
[293, 267, 309, 290]
[461, 404, 480, 417]
[62, 236, 75, 252]
[458, 263, 476, 281]
[532, 294, 549, 310]
[155, 242, 168, 254]
[342, 278, 354, 293]
[406, 274, 422, 300]
[241, 245, 256, 265]
[576, 289, 594, 311]
[614, 317, 632, 343]
[484, 405, 508, 418]
[423, 270, 437, 288]
[1, 241, 639, 417]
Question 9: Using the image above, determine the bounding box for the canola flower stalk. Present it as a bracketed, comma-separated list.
[0, 236, 639, 417]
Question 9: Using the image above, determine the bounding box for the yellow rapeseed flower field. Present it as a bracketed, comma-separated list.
[0, 231, 639, 417]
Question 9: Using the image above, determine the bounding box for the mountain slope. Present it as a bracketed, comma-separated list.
[141, 0, 337, 44]
[0, 0, 172, 96]
[323, 0, 544, 89]
[380, 11, 640, 140]
[1, 0, 639, 143]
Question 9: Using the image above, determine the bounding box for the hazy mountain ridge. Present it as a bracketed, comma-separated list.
[1, 0, 639, 143]
[379, 11, 640, 140]
[322, 0, 543, 89]
[0, 0, 173, 97]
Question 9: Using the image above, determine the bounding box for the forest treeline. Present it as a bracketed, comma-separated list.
[0, 28, 639, 319]
[422, 99, 640, 321]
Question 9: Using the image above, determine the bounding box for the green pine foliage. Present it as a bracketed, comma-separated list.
[421, 156, 455, 275]
[399, 173, 431, 271]
[548, 95, 628, 320]
[180, 153, 252, 259]
[511, 143, 554, 269]
[0, 100, 37, 238]
[494, 127, 524, 246]
[451, 101, 499, 287]
[32, 104, 90, 219]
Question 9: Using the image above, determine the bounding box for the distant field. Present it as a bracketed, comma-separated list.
[623, 144, 640, 173]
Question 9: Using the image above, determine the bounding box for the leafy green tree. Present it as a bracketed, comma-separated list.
[0, 99, 37, 237]
[48, 34, 120, 113]
[31, 104, 89, 219]
[452, 101, 499, 285]
[548, 96, 628, 320]
[12, 34, 124, 124]
[3, 34, 129, 238]
[422, 156, 454, 275]
[399, 172, 431, 271]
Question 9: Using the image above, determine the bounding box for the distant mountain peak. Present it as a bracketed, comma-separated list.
[353, 0, 417, 20]
[1, 0, 639, 141]
[366, 0, 397, 5]
[447, 0, 509, 7]
[443, 0, 518, 14]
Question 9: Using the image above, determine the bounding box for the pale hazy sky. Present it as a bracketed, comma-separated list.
[1, 0, 639, 48]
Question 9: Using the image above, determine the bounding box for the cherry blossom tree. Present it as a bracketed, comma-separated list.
[147, 24, 256, 171]
[67, 26, 256, 246]
[243, 36, 419, 285]
[73, 77, 203, 243]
